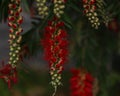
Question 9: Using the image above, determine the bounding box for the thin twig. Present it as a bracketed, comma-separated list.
[52, 86, 57, 96]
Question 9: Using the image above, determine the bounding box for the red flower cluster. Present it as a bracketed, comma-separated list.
[42, 17, 68, 88]
[0, 63, 17, 89]
[70, 68, 94, 96]
[8, 0, 23, 67]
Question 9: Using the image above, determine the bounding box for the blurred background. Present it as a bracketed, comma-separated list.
[0, 0, 120, 96]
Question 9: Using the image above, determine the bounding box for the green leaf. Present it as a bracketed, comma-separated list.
[62, 13, 73, 29]
[21, 0, 30, 12]
[68, 2, 81, 12]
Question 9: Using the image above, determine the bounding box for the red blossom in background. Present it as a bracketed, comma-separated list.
[70, 68, 94, 96]
[41, 17, 69, 89]
[108, 18, 120, 33]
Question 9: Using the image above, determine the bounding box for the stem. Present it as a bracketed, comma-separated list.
[118, 31, 120, 54]
[52, 86, 57, 96]
[81, 38, 87, 67]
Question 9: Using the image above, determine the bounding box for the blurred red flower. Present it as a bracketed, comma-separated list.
[70, 68, 94, 96]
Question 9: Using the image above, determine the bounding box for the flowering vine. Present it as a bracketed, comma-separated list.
[0, 0, 23, 88]
[36, 0, 49, 19]
[53, 0, 66, 18]
[70, 68, 94, 96]
[42, 17, 68, 94]
[82, 0, 100, 29]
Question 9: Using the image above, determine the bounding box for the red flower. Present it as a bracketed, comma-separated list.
[0, 64, 18, 89]
[70, 68, 94, 96]
[41, 17, 68, 88]
[108, 18, 119, 33]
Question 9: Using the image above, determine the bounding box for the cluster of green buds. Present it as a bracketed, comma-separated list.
[53, 0, 66, 18]
[8, 0, 23, 67]
[36, 0, 48, 19]
[83, 0, 100, 29]
[50, 67, 62, 93]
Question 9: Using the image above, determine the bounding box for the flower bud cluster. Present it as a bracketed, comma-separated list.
[36, 0, 48, 19]
[83, 0, 100, 29]
[8, 0, 23, 67]
[53, 0, 66, 18]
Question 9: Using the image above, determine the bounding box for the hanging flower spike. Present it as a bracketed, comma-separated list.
[36, 0, 49, 19]
[70, 68, 94, 96]
[83, 0, 100, 29]
[53, 0, 67, 18]
[41, 17, 68, 94]
[8, 0, 23, 68]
